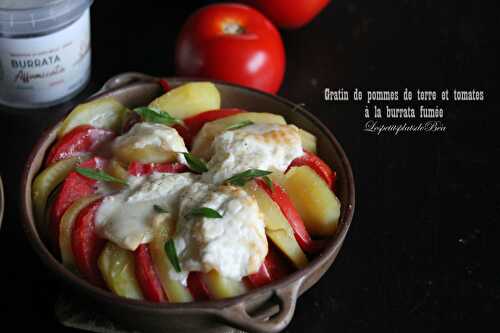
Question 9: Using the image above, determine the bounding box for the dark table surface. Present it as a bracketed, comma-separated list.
[1, 0, 498, 332]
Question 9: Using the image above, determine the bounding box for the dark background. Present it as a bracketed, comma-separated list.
[0, 0, 498, 332]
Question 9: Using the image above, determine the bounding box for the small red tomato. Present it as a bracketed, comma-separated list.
[175, 4, 285, 94]
[243, 0, 331, 29]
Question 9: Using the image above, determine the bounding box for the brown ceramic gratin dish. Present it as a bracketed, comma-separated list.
[20, 73, 355, 333]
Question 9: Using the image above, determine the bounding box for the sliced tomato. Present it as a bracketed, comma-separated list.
[173, 123, 194, 147]
[187, 272, 211, 301]
[50, 157, 107, 249]
[288, 150, 335, 189]
[256, 178, 320, 254]
[183, 109, 246, 136]
[72, 199, 107, 287]
[45, 125, 115, 166]
[128, 161, 188, 176]
[159, 79, 171, 92]
[246, 244, 293, 288]
[134, 244, 167, 303]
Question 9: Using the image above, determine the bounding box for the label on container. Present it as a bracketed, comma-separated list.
[0, 9, 91, 108]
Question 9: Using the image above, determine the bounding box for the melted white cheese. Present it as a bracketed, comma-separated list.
[95, 172, 197, 251]
[112, 122, 188, 164]
[202, 123, 304, 184]
[171, 182, 268, 284]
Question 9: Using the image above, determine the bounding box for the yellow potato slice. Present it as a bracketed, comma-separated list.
[191, 112, 287, 160]
[58, 97, 128, 138]
[244, 182, 308, 269]
[202, 270, 247, 300]
[59, 195, 101, 271]
[32, 156, 84, 230]
[284, 166, 341, 236]
[299, 128, 317, 153]
[149, 82, 220, 119]
[98, 242, 144, 300]
[149, 216, 193, 303]
[106, 159, 129, 181]
[113, 144, 178, 165]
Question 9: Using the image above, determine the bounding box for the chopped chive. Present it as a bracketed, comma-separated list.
[134, 107, 180, 126]
[262, 175, 274, 192]
[181, 152, 208, 173]
[225, 169, 272, 187]
[75, 167, 128, 185]
[153, 205, 168, 213]
[164, 240, 181, 273]
[226, 120, 254, 131]
[186, 207, 223, 219]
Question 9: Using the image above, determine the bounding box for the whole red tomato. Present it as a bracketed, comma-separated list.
[243, 0, 331, 29]
[175, 4, 285, 94]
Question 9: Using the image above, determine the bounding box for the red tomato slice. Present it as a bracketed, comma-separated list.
[246, 244, 293, 288]
[45, 125, 115, 166]
[183, 109, 246, 136]
[173, 123, 194, 147]
[50, 157, 108, 249]
[72, 199, 107, 287]
[256, 178, 318, 254]
[128, 161, 188, 176]
[187, 272, 211, 301]
[134, 244, 167, 303]
[288, 151, 336, 190]
[159, 79, 171, 92]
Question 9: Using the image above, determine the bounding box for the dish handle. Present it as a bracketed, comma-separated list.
[99, 72, 159, 93]
[217, 277, 304, 333]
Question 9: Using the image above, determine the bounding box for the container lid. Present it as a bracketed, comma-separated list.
[0, 0, 93, 37]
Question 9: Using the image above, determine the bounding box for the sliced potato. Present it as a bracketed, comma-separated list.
[149, 216, 193, 302]
[299, 128, 317, 153]
[59, 195, 101, 271]
[98, 242, 144, 300]
[244, 182, 308, 269]
[191, 112, 287, 160]
[284, 166, 341, 236]
[106, 159, 129, 181]
[58, 97, 128, 138]
[32, 156, 84, 230]
[149, 82, 220, 119]
[202, 270, 247, 299]
[113, 144, 178, 164]
[44, 185, 61, 241]
[268, 171, 287, 188]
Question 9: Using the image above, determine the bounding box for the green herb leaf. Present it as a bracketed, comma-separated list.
[226, 120, 254, 131]
[181, 152, 208, 173]
[186, 207, 223, 219]
[153, 205, 168, 213]
[134, 107, 180, 126]
[225, 169, 272, 187]
[75, 167, 128, 185]
[164, 240, 181, 273]
[262, 175, 274, 192]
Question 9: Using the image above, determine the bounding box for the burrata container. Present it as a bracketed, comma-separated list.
[0, 0, 93, 109]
